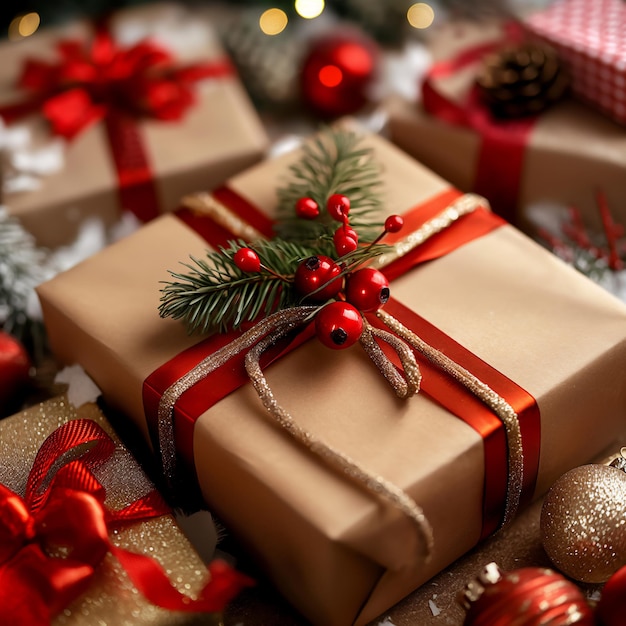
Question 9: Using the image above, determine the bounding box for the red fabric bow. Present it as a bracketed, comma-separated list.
[0, 418, 252, 626]
[15, 29, 233, 140]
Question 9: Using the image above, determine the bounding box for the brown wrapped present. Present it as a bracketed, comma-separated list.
[386, 20, 626, 234]
[0, 397, 251, 625]
[0, 3, 268, 248]
[37, 127, 626, 626]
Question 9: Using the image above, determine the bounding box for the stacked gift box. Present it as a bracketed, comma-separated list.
[1, 1, 625, 625]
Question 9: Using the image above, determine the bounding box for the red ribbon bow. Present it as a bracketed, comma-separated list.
[0, 418, 252, 626]
[13, 28, 233, 140]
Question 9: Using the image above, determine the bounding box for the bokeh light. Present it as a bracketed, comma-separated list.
[294, 0, 325, 19]
[259, 8, 288, 35]
[8, 12, 40, 40]
[318, 65, 343, 88]
[407, 3, 435, 29]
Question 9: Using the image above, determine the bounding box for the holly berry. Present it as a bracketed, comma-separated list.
[315, 301, 363, 349]
[384, 214, 404, 234]
[345, 267, 390, 312]
[333, 227, 358, 256]
[326, 194, 350, 222]
[294, 255, 342, 301]
[234, 248, 261, 273]
[295, 197, 320, 220]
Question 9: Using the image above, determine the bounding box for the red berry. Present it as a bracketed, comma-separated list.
[326, 194, 350, 221]
[385, 214, 404, 233]
[294, 255, 342, 301]
[295, 197, 320, 220]
[315, 301, 363, 349]
[345, 267, 390, 312]
[333, 228, 358, 256]
[234, 247, 261, 273]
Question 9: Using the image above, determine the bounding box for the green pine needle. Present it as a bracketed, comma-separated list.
[159, 239, 317, 335]
[274, 127, 384, 243]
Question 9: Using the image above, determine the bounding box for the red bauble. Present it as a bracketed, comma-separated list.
[295, 197, 320, 220]
[300, 31, 378, 118]
[294, 256, 342, 301]
[461, 563, 594, 626]
[333, 228, 358, 256]
[234, 248, 261, 273]
[597, 565, 626, 626]
[345, 268, 390, 312]
[315, 302, 363, 350]
[0, 332, 31, 416]
[326, 194, 351, 222]
[384, 214, 404, 234]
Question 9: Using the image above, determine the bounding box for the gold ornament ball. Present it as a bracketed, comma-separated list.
[540, 462, 626, 583]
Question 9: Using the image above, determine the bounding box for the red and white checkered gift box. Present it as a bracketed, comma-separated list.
[524, 0, 626, 125]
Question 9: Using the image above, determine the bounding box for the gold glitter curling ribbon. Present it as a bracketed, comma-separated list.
[244, 319, 434, 565]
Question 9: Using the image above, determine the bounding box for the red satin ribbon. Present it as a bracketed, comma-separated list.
[0, 28, 234, 222]
[421, 24, 537, 223]
[0, 418, 252, 626]
[144, 185, 540, 536]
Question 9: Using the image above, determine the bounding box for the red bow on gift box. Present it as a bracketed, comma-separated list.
[0, 418, 252, 626]
[0, 26, 234, 222]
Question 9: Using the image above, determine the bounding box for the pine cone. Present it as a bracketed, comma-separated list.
[476, 43, 569, 118]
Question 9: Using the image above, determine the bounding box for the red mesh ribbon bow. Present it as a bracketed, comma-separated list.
[0, 418, 252, 626]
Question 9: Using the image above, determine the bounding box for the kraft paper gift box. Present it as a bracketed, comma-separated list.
[0, 3, 268, 249]
[0, 396, 243, 625]
[385, 19, 626, 234]
[37, 128, 626, 626]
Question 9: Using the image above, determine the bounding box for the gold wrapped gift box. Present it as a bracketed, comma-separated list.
[0, 397, 217, 625]
[386, 20, 626, 234]
[0, 3, 268, 248]
[37, 128, 626, 626]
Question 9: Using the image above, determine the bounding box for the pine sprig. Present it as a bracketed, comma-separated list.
[159, 239, 317, 335]
[274, 127, 384, 242]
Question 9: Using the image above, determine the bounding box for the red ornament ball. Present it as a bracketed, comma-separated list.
[461, 563, 594, 626]
[295, 197, 320, 220]
[294, 256, 342, 301]
[333, 227, 358, 256]
[315, 301, 363, 350]
[345, 268, 390, 312]
[597, 564, 626, 626]
[384, 214, 404, 234]
[326, 194, 351, 222]
[300, 31, 378, 118]
[234, 248, 261, 273]
[0, 332, 31, 417]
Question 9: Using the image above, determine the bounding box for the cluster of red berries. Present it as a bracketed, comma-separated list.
[233, 194, 404, 350]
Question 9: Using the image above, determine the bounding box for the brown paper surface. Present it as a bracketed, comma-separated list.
[0, 397, 213, 625]
[0, 4, 268, 248]
[386, 21, 626, 233]
[37, 130, 626, 626]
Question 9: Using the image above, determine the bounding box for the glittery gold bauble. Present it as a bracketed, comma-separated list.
[459, 562, 594, 626]
[540, 454, 626, 584]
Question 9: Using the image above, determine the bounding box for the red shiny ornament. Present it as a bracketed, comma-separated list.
[461, 563, 594, 626]
[300, 31, 378, 118]
[385, 214, 404, 234]
[295, 197, 320, 220]
[333, 228, 358, 256]
[234, 247, 261, 273]
[0, 332, 31, 416]
[294, 256, 342, 301]
[315, 301, 363, 350]
[597, 564, 626, 626]
[345, 268, 390, 312]
[326, 194, 351, 222]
